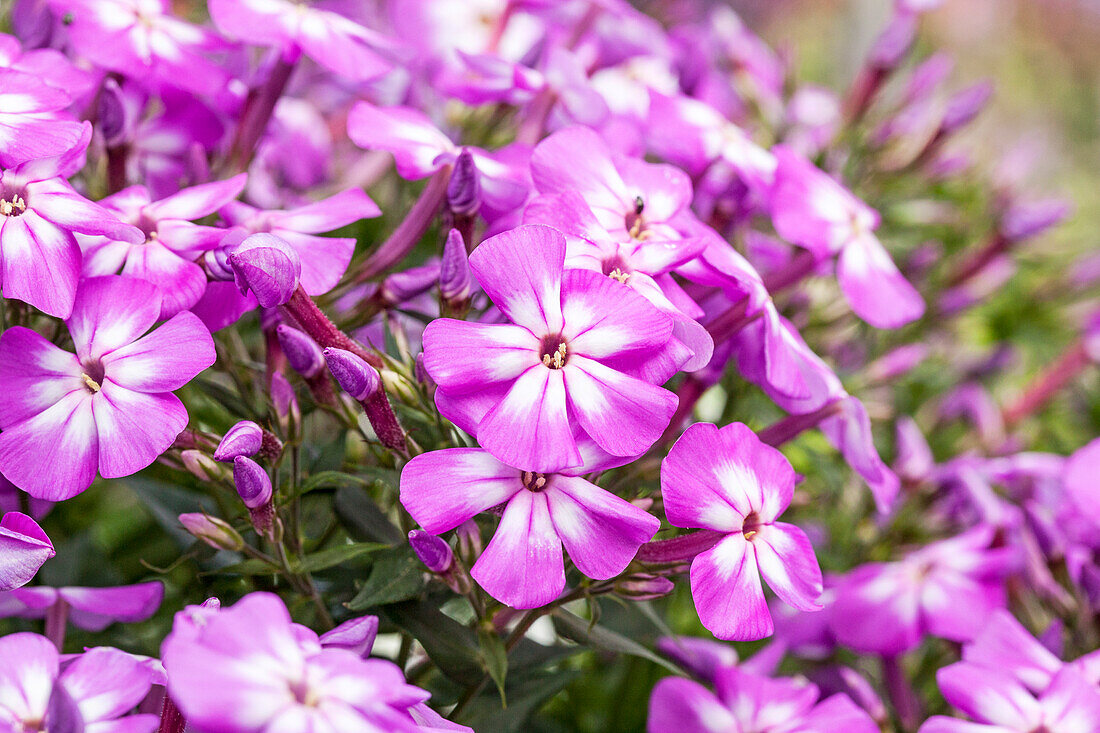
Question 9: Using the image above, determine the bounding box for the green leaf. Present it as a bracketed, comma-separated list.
[551, 609, 682, 674]
[382, 600, 483, 682]
[296, 471, 372, 497]
[211, 557, 279, 576]
[346, 547, 424, 609]
[463, 670, 580, 732]
[477, 627, 509, 706]
[334, 486, 404, 544]
[297, 542, 387, 573]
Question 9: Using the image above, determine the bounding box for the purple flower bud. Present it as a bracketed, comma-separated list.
[440, 229, 472, 303]
[323, 348, 380, 401]
[181, 450, 222, 482]
[228, 233, 301, 308]
[233, 456, 272, 510]
[456, 520, 482, 559]
[869, 11, 917, 69]
[270, 371, 300, 428]
[319, 615, 379, 658]
[614, 574, 675, 601]
[894, 416, 934, 483]
[276, 325, 325, 379]
[866, 344, 928, 382]
[1000, 198, 1073, 243]
[97, 78, 131, 147]
[408, 530, 454, 573]
[213, 420, 264, 462]
[202, 246, 237, 282]
[201, 597, 221, 610]
[179, 513, 245, 551]
[656, 636, 739, 683]
[378, 261, 441, 306]
[446, 149, 481, 217]
[414, 352, 435, 390]
[941, 81, 993, 134]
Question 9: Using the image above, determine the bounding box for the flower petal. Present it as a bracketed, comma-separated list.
[0, 390, 98, 501]
[143, 174, 247, 222]
[60, 647, 153, 723]
[0, 513, 54, 591]
[120, 240, 208, 319]
[61, 581, 164, 631]
[92, 383, 187, 479]
[0, 212, 81, 318]
[0, 326, 83, 427]
[560, 269, 673, 360]
[469, 225, 565, 335]
[837, 233, 924, 329]
[422, 320, 537, 394]
[102, 312, 215, 393]
[477, 366, 581, 473]
[472, 490, 564, 609]
[564, 356, 676, 458]
[753, 522, 823, 612]
[646, 677, 738, 733]
[545, 475, 659, 579]
[399, 448, 522, 534]
[66, 276, 162, 363]
[690, 533, 772, 641]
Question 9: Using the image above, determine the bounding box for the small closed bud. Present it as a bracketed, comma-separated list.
[181, 449, 222, 481]
[201, 597, 221, 610]
[414, 353, 435, 389]
[378, 261, 441, 306]
[202, 246, 236, 282]
[614, 573, 675, 601]
[276, 325, 325, 379]
[408, 530, 454, 574]
[324, 348, 380, 401]
[456, 520, 482, 560]
[179, 513, 244, 551]
[228, 233, 301, 308]
[1000, 198, 1072, 244]
[894, 416, 934, 483]
[447, 149, 481, 217]
[319, 615, 379, 658]
[940, 82, 993, 135]
[866, 344, 928, 382]
[214, 420, 264, 462]
[868, 11, 917, 70]
[233, 456, 272, 510]
[97, 78, 131, 147]
[270, 372, 300, 429]
[440, 229, 472, 304]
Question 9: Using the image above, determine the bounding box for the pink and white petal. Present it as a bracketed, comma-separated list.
[81, 238, 135, 277]
[471, 490, 565, 609]
[920, 572, 1004, 643]
[92, 384, 187, 479]
[478, 366, 581, 472]
[0, 391, 98, 501]
[120, 240, 208, 319]
[563, 356, 676, 458]
[0, 213, 81, 318]
[1039, 668, 1100, 733]
[613, 156, 693, 223]
[144, 174, 247, 222]
[837, 234, 925, 329]
[297, 13, 393, 81]
[102, 312, 215, 393]
[646, 677, 739, 733]
[661, 422, 746, 532]
[60, 647, 153, 723]
[0, 512, 54, 591]
[715, 422, 796, 521]
[796, 694, 880, 733]
[690, 533, 772, 641]
[62, 582, 164, 631]
[0, 326, 83, 427]
[66, 276, 162, 363]
[208, 0, 293, 44]
[399, 449, 522, 534]
[529, 127, 626, 213]
[421, 319, 537, 394]
[0, 632, 58, 723]
[918, 718, 1016, 733]
[86, 713, 161, 733]
[546, 475, 659, 579]
[433, 382, 510, 437]
[271, 189, 381, 233]
[469, 225, 566, 335]
[276, 232, 353, 295]
[560, 269, 673, 359]
[346, 102, 454, 179]
[937, 664, 1041, 729]
[0, 116, 84, 169]
[753, 522, 823, 612]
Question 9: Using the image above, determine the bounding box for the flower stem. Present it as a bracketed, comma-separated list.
[44, 599, 70, 651]
[228, 47, 300, 174]
[1003, 340, 1092, 428]
[157, 696, 186, 733]
[354, 168, 450, 282]
[280, 286, 382, 368]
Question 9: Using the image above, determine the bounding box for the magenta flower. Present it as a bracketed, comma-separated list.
[401, 447, 659, 608]
[48, 0, 230, 95]
[209, 0, 399, 81]
[661, 422, 824, 641]
[80, 174, 247, 318]
[0, 276, 216, 500]
[648, 666, 879, 733]
[828, 526, 1018, 655]
[0, 634, 158, 732]
[530, 125, 696, 244]
[0, 512, 53, 591]
[0, 580, 163, 630]
[0, 67, 85, 167]
[0, 129, 143, 317]
[920, 664, 1100, 733]
[162, 592, 445, 733]
[422, 224, 682, 472]
[768, 145, 924, 329]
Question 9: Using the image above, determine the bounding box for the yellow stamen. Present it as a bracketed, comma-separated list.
[0, 195, 27, 217]
[82, 373, 101, 393]
[541, 342, 567, 369]
[608, 268, 630, 284]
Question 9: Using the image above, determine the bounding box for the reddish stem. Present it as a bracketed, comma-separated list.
[1003, 341, 1091, 428]
[158, 696, 186, 733]
[280, 287, 382, 368]
[355, 168, 450, 282]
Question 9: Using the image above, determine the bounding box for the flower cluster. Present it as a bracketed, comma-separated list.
[0, 0, 1092, 731]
